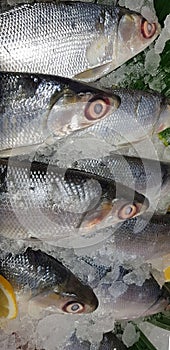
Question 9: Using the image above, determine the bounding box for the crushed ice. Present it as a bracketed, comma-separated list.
[122, 323, 140, 347]
[0, 0, 169, 349]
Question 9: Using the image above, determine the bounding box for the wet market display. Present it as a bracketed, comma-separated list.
[0, 0, 170, 350]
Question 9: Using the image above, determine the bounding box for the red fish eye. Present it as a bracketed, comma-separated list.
[141, 19, 156, 38]
[62, 301, 85, 314]
[84, 96, 110, 120]
[118, 203, 137, 220]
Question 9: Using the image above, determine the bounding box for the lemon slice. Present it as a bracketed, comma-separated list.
[0, 275, 18, 319]
[164, 266, 170, 282]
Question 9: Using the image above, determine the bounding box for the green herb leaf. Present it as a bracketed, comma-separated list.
[158, 128, 170, 146]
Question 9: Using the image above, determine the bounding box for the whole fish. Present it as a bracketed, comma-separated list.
[0, 157, 148, 241]
[0, 2, 160, 81]
[0, 72, 120, 157]
[0, 247, 98, 313]
[72, 154, 170, 213]
[114, 213, 170, 261]
[1, 73, 170, 158]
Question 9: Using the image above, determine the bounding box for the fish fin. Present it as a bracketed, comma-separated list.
[74, 62, 115, 82]
[0, 144, 42, 158]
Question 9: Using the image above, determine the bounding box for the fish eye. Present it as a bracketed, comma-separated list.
[118, 203, 138, 220]
[141, 19, 156, 38]
[62, 301, 85, 314]
[84, 96, 110, 120]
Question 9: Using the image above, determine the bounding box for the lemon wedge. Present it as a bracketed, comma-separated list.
[164, 266, 170, 282]
[0, 275, 18, 320]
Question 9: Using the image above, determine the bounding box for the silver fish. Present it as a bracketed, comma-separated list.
[79, 257, 169, 319]
[0, 2, 160, 81]
[111, 275, 169, 320]
[0, 247, 98, 313]
[0, 72, 120, 157]
[1, 74, 170, 158]
[71, 87, 170, 151]
[114, 213, 170, 261]
[86, 258, 169, 320]
[0, 157, 149, 242]
[72, 154, 170, 213]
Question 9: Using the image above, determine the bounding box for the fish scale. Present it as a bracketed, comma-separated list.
[75, 87, 167, 146]
[0, 72, 121, 156]
[0, 248, 68, 293]
[114, 214, 170, 260]
[72, 154, 170, 213]
[0, 158, 148, 242]
[0, 247, 99, 313]
[0, 2, 160, 81]
[0, 2, 114, 77]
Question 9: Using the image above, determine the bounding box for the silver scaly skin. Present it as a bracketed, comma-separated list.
[72, 154, 169, 192]
[114, 213, 170, 261]
[72, 154, 170, 213]
[0, 247, 98, 313]
[0, 72, 120, 157]
[0, 73, 170, 158]
[80, 256, 170, 320]
[0, 2, 160, 81]
[74, 87, 170, 149]
[0, 157, 148, 241]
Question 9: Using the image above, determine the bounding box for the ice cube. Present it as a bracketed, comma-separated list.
[155, 15, 170, 54]
[119, 0, 143, 12]
[122, 323, 140, 347]
[145, 48, 161, 76]
[36, 314, 77, 350]
[123, 264, 151, 286]
[141, 4, 157, 22]
[108, 281, 128, 299]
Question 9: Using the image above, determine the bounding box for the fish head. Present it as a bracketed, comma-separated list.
[79, 184, 149, 231]
[30, 273, 98, 314]
[58, 273, 99, 314]
[74, 6, 160, 82]
[115, 7, 161, 69]
[46, 87, 120, 138]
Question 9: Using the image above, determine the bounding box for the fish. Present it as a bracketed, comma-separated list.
[111, 275, 169, 320]
[0, 247, 98, 314]
[0, 157, 148, 242]
[0, 72, 120, 157]
[70, 87, 170, 151]
[72, 154, 170, 213]
[114, 213, 170, 261]
[1, 74, 170, 159]
[0, 2, 160, 82]
[79, 256, 169, 319]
